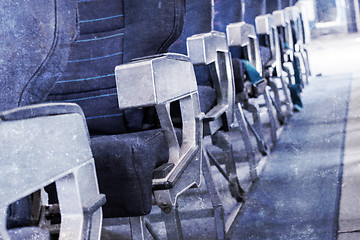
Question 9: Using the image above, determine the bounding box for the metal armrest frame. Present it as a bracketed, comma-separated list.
[187, 31, 235, 135]
[116, 52, 203, 200]
[296, 1, 312, 45]
[227, 22, 278, 149]
[0, 103, 104, 240]
[256, 14, 293, 122]
[255, 14, 283, 77]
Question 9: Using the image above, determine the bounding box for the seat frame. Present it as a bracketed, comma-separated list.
[0, 103, 105, 240]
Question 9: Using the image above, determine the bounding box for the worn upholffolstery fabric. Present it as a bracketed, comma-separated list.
[213, 0, 243, 33]
[259, 46, 272, 67]
[0, 0, 78, 112]
[266, 0, 281, 13]
[198, 86, 217, 113]
[169, 0, 212, 55]
[243, 0, 266, 26]
[91, 129, 169, 217]
[48, 0, 186, 134]
[232, 58, 246, 92]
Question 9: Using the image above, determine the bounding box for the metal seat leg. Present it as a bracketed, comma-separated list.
[202, 149, 226, 240]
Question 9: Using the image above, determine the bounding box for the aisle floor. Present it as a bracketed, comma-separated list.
[228, 33, 360, 240]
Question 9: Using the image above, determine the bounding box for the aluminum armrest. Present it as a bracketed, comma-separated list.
[265, 59, 277, 69]
[285, 6, 300, 22]
[255, 14, 273, 35]
[226, 22, 263, 74]
[273, 10, 287, 27]
[0, 103, 84, 121]
[187, 31, 235, 135]
[204, 104, 229, 122]
[0, 103, 103, 240]
[115, 53, 203, 190]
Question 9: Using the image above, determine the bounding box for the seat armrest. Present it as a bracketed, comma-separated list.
[265, 59, 277, 69]
[255, 14, 273, 35]
[0, 103, 84, 121]
[204, 104, 229, 122]
[0, 102, 103, 239]
[116, 53, 198, 109]
[115, 53, 203, 190]
[226, 22, 262, 74]
[187, 31, 235, 134]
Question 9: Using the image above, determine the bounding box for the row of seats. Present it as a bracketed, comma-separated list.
[0, 0, 313, 239]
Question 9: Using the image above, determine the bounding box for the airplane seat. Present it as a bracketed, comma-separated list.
[46, 3, 204, 240]
[169, 0, 217, 114]
[214, 0, 279, 150]
[256, 13, 293, 122]
[47, 0, 185, 134]
[47, 0, 188, 219]
[1, 0, 104, 239]
[273, 9, 304, 111]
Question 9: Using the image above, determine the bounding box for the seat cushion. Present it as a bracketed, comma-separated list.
[232, 58, 246, 93]
[91, 129, 169, 217]
[260, 46, 272, 66]
[198, 86, 217, 113]
[8, 227, 49, 240]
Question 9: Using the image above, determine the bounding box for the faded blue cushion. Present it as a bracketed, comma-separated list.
[91, 129, 169, 217]
[198, 86, 217, 113]
[260, 46, 272, 66]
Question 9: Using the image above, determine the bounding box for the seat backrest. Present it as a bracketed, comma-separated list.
[256, 14, 283, 73]
[243, 0, 266, 26]
[0, 0, 78, 112]
[213, 0, 243, 33]
[285, 6, 302, 47]
[266, 0, 281, 13]
[47, 0, 186, 135]
[169, 0, 212, 55]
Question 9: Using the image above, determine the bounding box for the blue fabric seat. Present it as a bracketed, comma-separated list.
[47, 0, 186, 218]
[91, 129, 169, 217]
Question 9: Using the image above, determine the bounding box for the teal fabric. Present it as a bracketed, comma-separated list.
[285, 42, 303, 111]
[241, 60, 262, 84]
[290, 85, 303, 111]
